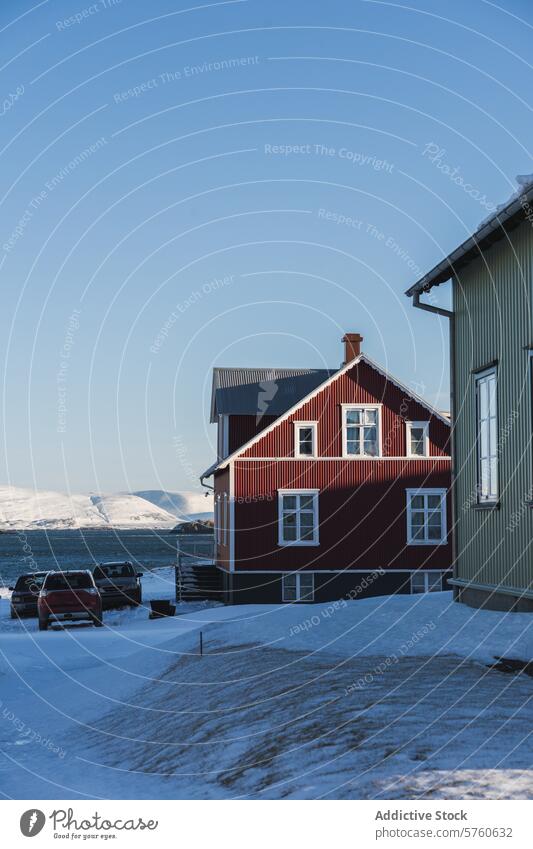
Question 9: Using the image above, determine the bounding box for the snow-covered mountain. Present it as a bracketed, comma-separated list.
[0, 486, 213, 530]
[132, 490, 212, 521]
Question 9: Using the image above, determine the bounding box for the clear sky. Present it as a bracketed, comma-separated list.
[1, 0, 532, 494]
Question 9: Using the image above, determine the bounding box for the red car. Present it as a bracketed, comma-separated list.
[38, 570, 103, 631]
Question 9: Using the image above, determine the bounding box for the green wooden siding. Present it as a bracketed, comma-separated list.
[453, 219, 533, 592]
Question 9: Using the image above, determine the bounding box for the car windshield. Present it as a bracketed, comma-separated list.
[94, 564, 134, 580]
[44, 573, 93, 590]
[14, 574, 46, 592]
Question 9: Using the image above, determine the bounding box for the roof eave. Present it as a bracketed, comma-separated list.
[405, 185, 533, 297]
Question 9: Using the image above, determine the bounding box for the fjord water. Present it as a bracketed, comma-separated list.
[0, 529, 178, 586]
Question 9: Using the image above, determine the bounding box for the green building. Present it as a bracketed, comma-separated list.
[406, 183, 533, 610]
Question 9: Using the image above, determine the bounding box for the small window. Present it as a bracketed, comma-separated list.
[406, 489, 447, 545]
[475, 368, 498, 502]
[282, 572, 315, 602]
[294, 422, 317, 457]
[278, 490, 319, 546]
[342, 406, 381, 457]
[406, 421, 429, 457]
[411, 572, 443, 593]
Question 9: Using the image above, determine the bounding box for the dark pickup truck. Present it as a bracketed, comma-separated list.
[93, 561, 143, 609]
[10, 571, 50, 618]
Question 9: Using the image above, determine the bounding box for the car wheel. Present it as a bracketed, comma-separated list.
[10, 607, 18, 620]
[38, 617, 48, 631]
[92, 613, 103, 627]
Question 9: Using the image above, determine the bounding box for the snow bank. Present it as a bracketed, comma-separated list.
[182, 591, 533, 666]
[2, 591, 533, 799]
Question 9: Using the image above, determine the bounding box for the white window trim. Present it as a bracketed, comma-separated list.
[475, 367, 498, 503]
[406, 420, 430, 457]
[341, 403, 383, 458]
[223, 493, 228, 547]
[406, 488, 447, 546]
[294, 421, 318, 458]
[410, 571, 443, 593]
[214, 494, 221, 546]
[282, 572, 315, 602]
[278, 489, 319, 547]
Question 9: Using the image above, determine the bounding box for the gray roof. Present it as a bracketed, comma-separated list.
[405, 181, 533, 296]
[210, 367, 336, 422]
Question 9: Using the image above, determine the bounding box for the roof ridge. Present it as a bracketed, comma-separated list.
[204, 354, 450, 477]
[213, 366, 334, 372]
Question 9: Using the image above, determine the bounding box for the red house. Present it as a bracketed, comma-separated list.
[201, 333, 452, 604]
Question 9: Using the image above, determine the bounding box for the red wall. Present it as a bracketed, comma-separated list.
[213, 359, 452, 574]
[240, 360, 450, 459]
[232, 458, 451, 572]
[228, 414, 277, 454]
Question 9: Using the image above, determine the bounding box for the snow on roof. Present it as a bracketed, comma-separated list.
[406, 174, 533, 296]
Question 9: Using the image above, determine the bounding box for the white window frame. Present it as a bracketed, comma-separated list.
[278, 489, 319, 546]
[475, 367, 498, 503]
[294, 421, 318, 458]
[406, 421, 430, 457]
[406, 488, 447, 545]
[214, 494, 221, 546]
[222, 493, 228, 547]
[341, 404, 382, 458]
[410, 571, 443, 593]
[282, 572, 315, 602]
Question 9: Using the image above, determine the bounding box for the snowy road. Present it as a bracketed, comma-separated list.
[1, 584, 533, 799]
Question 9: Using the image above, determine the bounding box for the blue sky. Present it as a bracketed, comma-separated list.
[1, 0, 532, 493]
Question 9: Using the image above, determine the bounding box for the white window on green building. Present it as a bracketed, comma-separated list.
[475, 368, 498, 502]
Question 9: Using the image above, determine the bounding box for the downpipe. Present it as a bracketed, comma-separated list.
[412, 290, 458, 599]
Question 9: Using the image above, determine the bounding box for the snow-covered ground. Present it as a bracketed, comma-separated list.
[0, 486, 213, 530]
[1, 587, 533, 799]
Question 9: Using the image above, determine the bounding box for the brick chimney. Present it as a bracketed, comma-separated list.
[342, 332, 363, 364]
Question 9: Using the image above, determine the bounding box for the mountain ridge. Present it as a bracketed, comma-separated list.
[0, 486, 213, 530]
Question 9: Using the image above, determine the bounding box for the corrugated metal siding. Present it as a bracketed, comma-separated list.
[228, 414, 277, 454]
[240, 360, 450, 458]
[233, 458, 452, 571]
[212, 368, 334, 419]
[453, 219, 533, 590]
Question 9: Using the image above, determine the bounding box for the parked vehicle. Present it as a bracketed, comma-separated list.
[92, 561, 142, 609]
[9, 571, 49, 619]
[38, 570, 102, 631]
